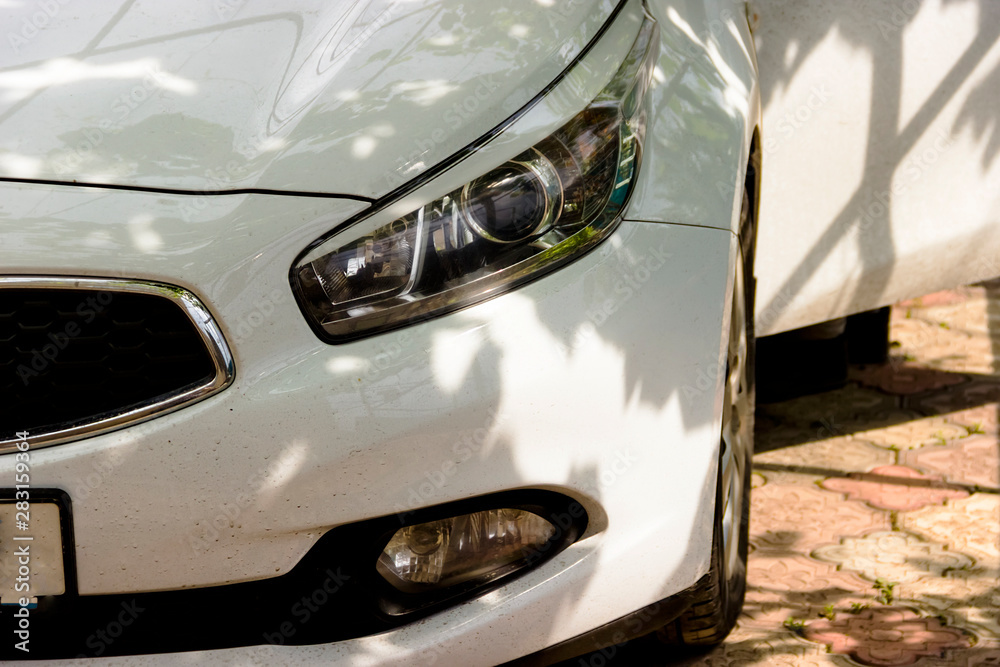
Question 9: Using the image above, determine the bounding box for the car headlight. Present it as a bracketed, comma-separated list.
[293, 12, 658, 342]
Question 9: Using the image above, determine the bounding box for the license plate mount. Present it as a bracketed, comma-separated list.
[0, 491, 73, 605]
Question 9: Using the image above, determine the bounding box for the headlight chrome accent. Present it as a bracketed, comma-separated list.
[460, 148, 564, 245]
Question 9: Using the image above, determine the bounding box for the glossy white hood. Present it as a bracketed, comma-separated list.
[0, 0, 617, 198]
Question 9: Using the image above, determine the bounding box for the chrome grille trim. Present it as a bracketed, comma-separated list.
[0, 277, 235, 453]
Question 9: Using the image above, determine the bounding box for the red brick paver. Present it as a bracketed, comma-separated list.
[819, 465, 969, 511]
[802, 607, 971, 666]
[851, 363, 968, 395]
[705, 283, 1000, 667]
[903, 435, 1000, 489]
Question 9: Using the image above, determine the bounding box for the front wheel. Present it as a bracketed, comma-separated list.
[659, 195, 755, 647]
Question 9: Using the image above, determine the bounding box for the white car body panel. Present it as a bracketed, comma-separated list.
[17, 219, 736, 665]
[630, 0, 760, 236]
[2, 194, 729, 600]
[0, 0, 618, 199]
[1, 0, 763, 662]
[752, 0, 1000, 335]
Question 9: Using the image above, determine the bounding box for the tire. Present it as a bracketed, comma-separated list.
[659, 184, 756, 648]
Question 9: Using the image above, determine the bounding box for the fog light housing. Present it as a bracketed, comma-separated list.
[377, 508, 557, 594]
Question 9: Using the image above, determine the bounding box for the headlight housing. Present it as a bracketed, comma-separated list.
[293, 12, 658, 343]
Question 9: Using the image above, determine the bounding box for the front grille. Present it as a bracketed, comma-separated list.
[0, 279, 233, 449]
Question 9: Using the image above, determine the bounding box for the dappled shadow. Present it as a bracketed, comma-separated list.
[6, 0, 1000, 663]
[754, 365, 1000, 453]
[0, 2, 745, 662]
[679, 282, 999, 664]
[954, 58, 1000, 168]
[754, 0, 1000, 335]
[0, 0, 618, 200]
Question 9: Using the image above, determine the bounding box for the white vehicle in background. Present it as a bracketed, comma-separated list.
[0, 0, 996, 664]
[753, 0, 1000, 398]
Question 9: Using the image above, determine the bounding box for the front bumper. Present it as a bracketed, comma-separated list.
[2, 177, 736, 662]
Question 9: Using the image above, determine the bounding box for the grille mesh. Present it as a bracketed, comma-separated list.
[1, 288, 216, 439]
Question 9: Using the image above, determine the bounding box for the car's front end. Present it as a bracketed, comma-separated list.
[0, 0, 759, 662]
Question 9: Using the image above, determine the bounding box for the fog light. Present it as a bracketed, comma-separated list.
[377, 508, 556, 593]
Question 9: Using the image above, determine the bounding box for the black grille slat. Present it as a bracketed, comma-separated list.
[1, 288, 217, 439]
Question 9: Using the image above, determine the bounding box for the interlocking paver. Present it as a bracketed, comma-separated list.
[946, 404, 1000, 434]
[892, 286, 999, 376]
[851, 417, 970, 450]
[902, 434, 1000, 489]
[811, 530, 976, 584]
[901, 493, 1000, 566]
[802, 607, 972, 666]
[691, 642, 841, 667]
[967, 652, 1000, 667]
[755, 436, 893, 472]
[909, 379, 1000, 416]
[750, 476, 891, 552]
[897, 288, 973, 309]
[904, 574, 1000, 640]
[726, 283, 997, 666]
[589, 280, 1000, 666]
[743, 553, 873, 622]
[819, 465, 969, 511]
[851, 362, 968, 395]
[756, 386, 902, 450]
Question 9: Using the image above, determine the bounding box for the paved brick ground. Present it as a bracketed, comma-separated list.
[707, 281, 1000, 666]
[567, 281, 1000, 666]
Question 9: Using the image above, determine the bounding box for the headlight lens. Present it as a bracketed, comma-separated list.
[293, 13, 658, 342]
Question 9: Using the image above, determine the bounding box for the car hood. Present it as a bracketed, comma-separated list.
[0, 0, 617, 199]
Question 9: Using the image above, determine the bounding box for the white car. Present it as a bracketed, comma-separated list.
[1, 0, 997, 664]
